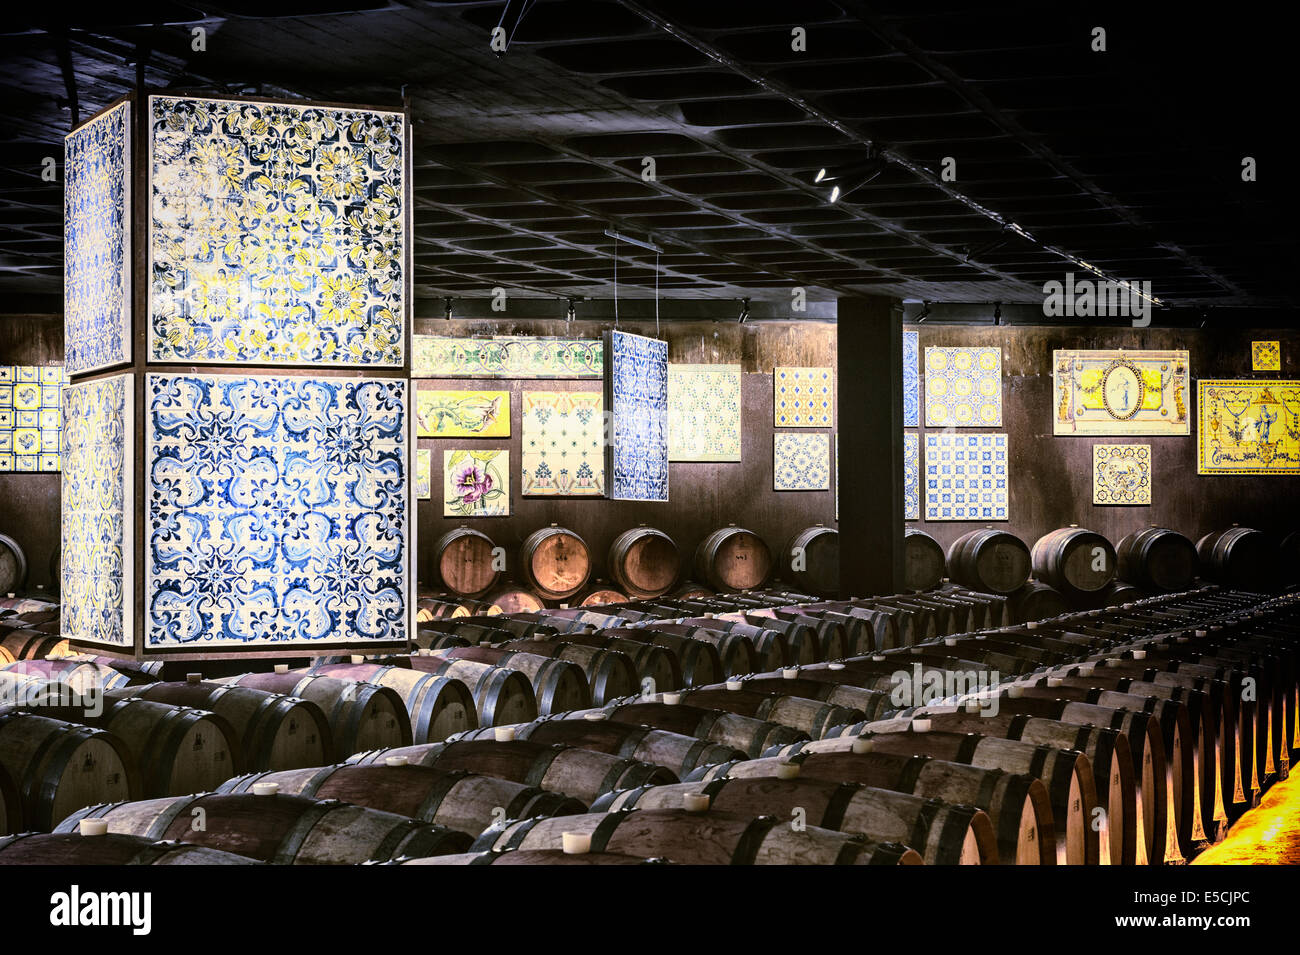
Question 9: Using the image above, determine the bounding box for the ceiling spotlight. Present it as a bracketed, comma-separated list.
[737, 297, 751, 324]
[566, 297, 579, 322]
[817, 151, 890, 205]
[917, 301, 931, 324]
[992, 302, 1002, 326]
[814, 168, 829, 183]
[443, 296, 455, 321]
[829, 185, 841, 204]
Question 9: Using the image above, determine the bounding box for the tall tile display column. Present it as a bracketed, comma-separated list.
[62, 92, 411, 660]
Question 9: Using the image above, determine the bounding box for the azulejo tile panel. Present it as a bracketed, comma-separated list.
[1093, 444, 1151, 505]
[924, 433, 1009, 521]
[65, 100, 132, 376]
[774, 366, 833, 427]
[415, 390, 510, 437]
[521, 391, 604, 496]
[904, 431, 920, 521]
[903, 330, 919, 428]
[924, 346, 1001, 427]
[415, 448, 431, 500]
[146, 373, 407, 647]
[1197, 379, 1300, 475]
[413, 336, 602, 378]
[148, 95, 405, 367]
[0, 366, 68, 472]
[444, 449, 510, 516]
[668, 364, 742, 462]
[774, 432, 830, 491]
[605, 330, 669, 502]
[61, 375, 134, 647]
[1052, 349, 1190, 435]
[1252, 341, 1281, 372]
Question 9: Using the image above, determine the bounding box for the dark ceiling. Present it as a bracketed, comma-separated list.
[0, 1, 1295, 314]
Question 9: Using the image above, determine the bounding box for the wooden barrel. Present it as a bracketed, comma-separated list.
[1031, 526, 1117, 599]
[498, 641, 639, 706]
[608, 527, 680, 599]
[1097, 580, 1144, 606]
[481, 585, 545, 615]
[350, 738, 677, 807]
[220, 764, 585, 836]
[695, 527, 773, 592]
[601, 627, 724, 689]
[426, 647, 592, 715]
[433, 527, 501, 597]
[108, 682, 333, 772]
[593, 777, 995, 865]
[0, 629, 68, 665]
[392, 656, 537, 727]
[946, 529, 1030, 595]
[717, 675, 894, 723]
[2, 659, 133, 694]
[0, 534, 27, 596]
[298, 664, 475, 744]
[0, 831, 257, 865]
[578, 584, 628, 607]
[1196, 526, 1276, 589]
[692, 750, 1052, 865]
[0, 760, 19, 836]
[471, 808, 922, 865]
[1116, 527, 1198, 593]
[643, 624, 759, 678]
[405, 849, 667, 865]
[415, 598, 470, 621]
[782, 526, 838, 597]
[519, 526, 591, 600]
[0, 712, 138, 831]
[219, 672, 412, 758]
[591, 700, 807, 757]
[654, 687, 863, 740]
[1007, 581, 1067, 624]
[673, 582, 714, 600]
[536, 633, 682, 695]
[57, 793, 472, 863]
[1281, 530, 1300, 586]
[903, 529, 946, 592]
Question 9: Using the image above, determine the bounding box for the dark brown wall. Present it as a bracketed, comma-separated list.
[905, 323, 1300, 558]
[0, 315, 64, 594]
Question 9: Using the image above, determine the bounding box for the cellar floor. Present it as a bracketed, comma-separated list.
[1192, 770, 1300, 865]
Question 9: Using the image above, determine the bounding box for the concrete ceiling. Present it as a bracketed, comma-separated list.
[0, 1, 1294, 315]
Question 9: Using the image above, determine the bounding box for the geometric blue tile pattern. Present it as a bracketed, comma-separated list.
[0, 366, 68, 472]
[904, 431, 920, 521]
[146, 373, 407, 647]
[924, 432, 1009, 521]
[903, 330, 919, 428]
[774, 432, 830, 490]
[605, 330, 669, 502]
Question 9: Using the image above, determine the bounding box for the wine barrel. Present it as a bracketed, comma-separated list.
[601, 627, 725, 689]
[0, 831, 256, 865]
[497, 641, 639, 706]
[673, 582, 714, 600]
[649, 687, 863, 740]
[218, 672, 412, 758]
[593, 777, 995, 865]
[691, 750, 1053, 866]
[472, 808, 922, 865]
[107, 682, 333, 772]
[317, 658, 532, 730]
[1031, 526, 1117, 599]
[0, 629, 67, 665]
[0, 712, 138, 831]
[1281, 531, 1300, 586]
[532, 633, 682, 695]
[1116, 527, 1198, 593]
[1, 659, 132, 695]
[1097, 580, 1144, 607]
[642, 624, 758, 678]
[1196, 526, 1277, 589]
[350, 738, 676, 807]
[695, 527, 773, 592]
[220, 764, 585, 836]
[57, 793, 471, 864]
[903, 529, 946, 593]
[404, 849, 666, 865]
[608, 527, 680, 599]
[37, 699, 241, 799]
[0, 760, 19, 836]
[585, 700, 807, 757]
[578, 584, 628, 607]
[946, 529, 1030, 595]
[415, 597, 470, 622]
[296, 664, 474, 744]
[782, 526, 838, 597]
[519, 526, 591, 601]
[0, 534, 27, 596]
[481, 585, 545, 615]
[433, 527, 501, 597]
[1007, 581, 1067, 624]
[425, 647, 591, 715]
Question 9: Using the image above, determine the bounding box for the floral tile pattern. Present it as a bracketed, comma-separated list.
[146, 373, 408, 647]
[61, 374, 134, 647]
[521, 391, 604, 496]
[148, 96, 405, 367]
[774, 432, 830, 490]
[924, 432, 1009, 521]
[1052, 349, 1190, 435]
[904, 431, 920, 520]
[444, 449, 510, 516]
[605, 330, 669, 502]
[1093, 444, 1151, 504]
[415, 448, 431, 500]
[903, 330, 919, 428]
[413, 336, 602, 378]
[924, 346, 1002, 427]
[1252, 341, 1281, 372]
[1197, 379, 1300, 475]
[415, 390, 510, 437]
[668, 364, 742, 461]
[65, 100, 132, 376]
[0, 366, 69, 471]
[774, 366, 833, 427]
